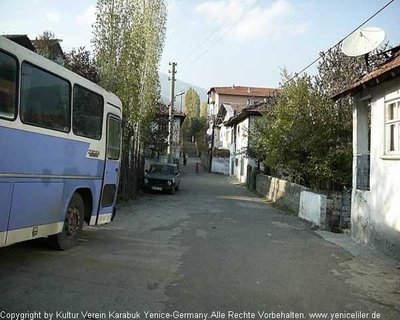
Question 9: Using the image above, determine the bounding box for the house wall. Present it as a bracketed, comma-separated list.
[229, 116, 260, 183]
[211, 157, 230, 175]
[172, 118, 182, 160]
[209, 92, 266, 117]
[352, 78, 400, 260]
[218, 125, 231, 150]
[230, 118, 250, 183]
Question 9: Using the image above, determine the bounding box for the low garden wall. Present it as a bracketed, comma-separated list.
[256, 173, 342, 230]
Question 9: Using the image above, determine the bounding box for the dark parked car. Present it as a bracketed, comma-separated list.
[144, 163, 181, 194]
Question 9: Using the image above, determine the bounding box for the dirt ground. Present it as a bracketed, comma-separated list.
[0, 157, 399, 319]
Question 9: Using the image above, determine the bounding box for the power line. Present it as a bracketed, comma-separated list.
[185, 0, 247, 62]
[183, 0, 262, 68]
[284, 0, 395, 85]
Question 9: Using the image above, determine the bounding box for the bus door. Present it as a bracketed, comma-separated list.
[97, 114, 121, 224]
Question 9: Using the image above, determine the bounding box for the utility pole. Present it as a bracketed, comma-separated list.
[209, 117, 215, 173]
[168, 62, 177, 163]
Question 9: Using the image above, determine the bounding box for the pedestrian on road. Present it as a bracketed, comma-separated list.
[195, 162, 199, 174]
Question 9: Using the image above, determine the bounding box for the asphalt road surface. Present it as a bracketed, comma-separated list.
[1, 157, 399, 319]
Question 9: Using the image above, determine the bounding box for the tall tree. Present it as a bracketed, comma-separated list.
[184, 87, 200, 118]
[34, 30, 63, 62]
[93, 0, 167, 200]
[64, 47, 100, 83]
[250, 43, 390, 190]
[200, 101, 208, 118]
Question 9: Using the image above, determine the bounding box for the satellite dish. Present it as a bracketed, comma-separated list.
[341, 27, 385, 57]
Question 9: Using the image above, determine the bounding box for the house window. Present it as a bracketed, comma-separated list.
[385, 99, 400, 154]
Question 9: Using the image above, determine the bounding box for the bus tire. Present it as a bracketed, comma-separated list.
[49, 193, 85, 250]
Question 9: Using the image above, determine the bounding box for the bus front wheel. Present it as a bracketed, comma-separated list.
[50, 193, 84, 250]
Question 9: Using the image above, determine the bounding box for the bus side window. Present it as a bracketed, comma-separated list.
[0, 51, 18, 120]
[73, 85, 104, 140]
[20, 62, 71, 132]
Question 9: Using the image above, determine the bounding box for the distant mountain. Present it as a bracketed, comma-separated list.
[159, 72, 208, 112]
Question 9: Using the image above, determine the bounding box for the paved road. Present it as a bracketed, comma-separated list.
[1, 158, 399, 319]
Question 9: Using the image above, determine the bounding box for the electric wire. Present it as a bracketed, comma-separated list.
[183, 0, 262, 68]
[185, 0, 248, 62]
[284, 0, 395, 85]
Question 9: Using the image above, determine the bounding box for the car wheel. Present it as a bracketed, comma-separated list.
[169, 185, 176, 195]
[49, 193, 84, 250]
[175, 183, 179, 191]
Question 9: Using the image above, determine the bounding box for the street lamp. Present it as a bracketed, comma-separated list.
[168, 90, 186, 164]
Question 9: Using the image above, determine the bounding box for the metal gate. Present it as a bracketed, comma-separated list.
[340, 189, 352, 230]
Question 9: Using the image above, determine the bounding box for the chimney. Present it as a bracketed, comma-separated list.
[232, 84, 235, 89]
[248, 87, 251, 93]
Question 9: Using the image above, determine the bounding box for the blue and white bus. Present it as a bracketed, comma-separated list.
[0, 36, 122, 250]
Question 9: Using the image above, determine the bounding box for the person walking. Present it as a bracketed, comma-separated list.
[195, 162, 199, 174]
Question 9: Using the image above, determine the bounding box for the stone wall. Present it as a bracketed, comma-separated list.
[325, 192, 342, 232]
[256, 174, 308, 214]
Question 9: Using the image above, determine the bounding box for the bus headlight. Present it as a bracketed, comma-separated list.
[167, 180, 172, 186]
[144, 179, 148, 184]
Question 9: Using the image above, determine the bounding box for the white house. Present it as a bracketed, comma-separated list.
[214, 103, 246, 150]
[207, 85, 276, 115]
[206, 86, 279, 175]
[224, 102, 271, 183]
[333, 45, 400, 260]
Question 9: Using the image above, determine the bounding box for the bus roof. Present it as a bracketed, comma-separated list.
[0, 35, 122, 109]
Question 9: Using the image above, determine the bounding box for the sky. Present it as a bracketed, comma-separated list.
[1, 0, 400, 90]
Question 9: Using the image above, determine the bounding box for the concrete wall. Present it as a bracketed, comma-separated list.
[299, 191, 327, 228]
[352, 79, 400, 260]
[211, 157, 229, 175]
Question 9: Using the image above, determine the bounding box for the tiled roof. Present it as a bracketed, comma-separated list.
[208, 86, 280, 97]
[3, 34, 36, 52]
[224, 101, 272, 126]
[332, 45, 400, 100]
[230, 103, 248, 113]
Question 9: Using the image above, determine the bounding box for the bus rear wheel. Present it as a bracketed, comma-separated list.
[49, 193, 84, 250]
